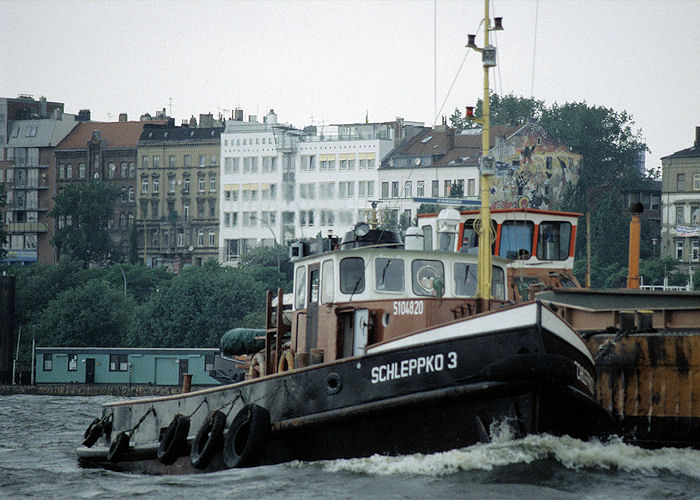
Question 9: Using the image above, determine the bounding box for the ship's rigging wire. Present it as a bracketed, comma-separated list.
[531, 0, 539, 98]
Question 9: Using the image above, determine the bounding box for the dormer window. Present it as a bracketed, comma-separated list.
[421, 135, 433, 143]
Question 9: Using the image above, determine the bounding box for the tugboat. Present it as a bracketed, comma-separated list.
[76, 3, 612, 474]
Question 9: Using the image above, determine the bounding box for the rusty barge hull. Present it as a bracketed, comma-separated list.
[537, 289, 700, 449]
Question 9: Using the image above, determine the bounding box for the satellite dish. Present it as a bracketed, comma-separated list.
[188, 246, 194, 251]
[414, 157, 421, 166]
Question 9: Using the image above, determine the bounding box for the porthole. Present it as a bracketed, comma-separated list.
[382, 312, 391, 327]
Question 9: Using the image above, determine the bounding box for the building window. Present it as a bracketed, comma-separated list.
[468, 179, 475, 196]
[153, 177, 159, 193]
[209, 229, 216, 246]
[43, 354, 52, 371]
[66, 164, 73, 179]
[198, 229, 204, 246]
[68, 354, 78, 371]
[210, 177, 216, 192]
[58, 164, 65, 179]
[153, 155, 160, 167]
[142, 156, 149, 168]
[169, 155, 176, 168]
[381, 182, 389, 198]
[177, 232, 185, 247]
[200, 155, 206, 167]
[128, 188, 134, 202]
[694, 174, 700, 191]
[444, 180, 451, 196]
[392, 181, 399, 198]
[676, 240, 684, 259]
[404, 181, 412, 198]
[205, 354, 215, 372]
[677, 173, 685, 191]
[142, 178, 149, 193]
[224, 212, 231, 227]
[184, 155, 191, 167]
[79, 163, 86, 179]
[431, 180, 439, 197]
[417, 180, 425, 197]
[692, 240, 700, 262]
[676, 205, 685, 225]
[121, 162, 128, 178]
[169, 176, 176, 193]
[183, 202, 190, 221]
[199, 176, 205, 192]
[183, 177, 190, 193]
[129, 162, 135, 177]
[109, 354, 128, 372]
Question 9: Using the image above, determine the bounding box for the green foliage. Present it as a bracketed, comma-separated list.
[449, 182, 464, 199]
[50, 180, 120, 265]
[128, 224, 139, 264]
[31, 279, 135, 347]
[417, 204, 441, 215]
[239, 244, 293, 287]
[450, 93, 544, 131]
[127, 266, 270, 348]
[0, 184, 6, 261]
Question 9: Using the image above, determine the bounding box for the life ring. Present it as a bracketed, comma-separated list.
[277, 349, 295, 373]
[190, 410, 226, 470]
[158, 414, 191, 465]
[82, 418, 103, 448]
[248, 353, 266, 379]
[107, 431, 130, 462]
[223, 404, 271, 468]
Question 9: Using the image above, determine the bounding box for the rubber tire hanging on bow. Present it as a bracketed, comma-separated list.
[157, 414, 191, 465]
[82, 418, 103, 448]
[107, 431, 130, 463]
[223, 404, 271, 469]
[190, 410, 226, 470]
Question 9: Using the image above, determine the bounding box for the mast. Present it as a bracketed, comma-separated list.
[466, 2, 502, 299]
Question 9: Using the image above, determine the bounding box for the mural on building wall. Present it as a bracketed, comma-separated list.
[489, 127, 581, 210]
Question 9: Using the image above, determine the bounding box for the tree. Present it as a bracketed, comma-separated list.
[50, 180, 120, 265]
[128, 224, 139, 264]
[0, 184, 6, 261]
[32, 279, 135, 347]
[449, 93, 544, 132]
[449, 182, 464, 199]
[239, 245, 293, 287]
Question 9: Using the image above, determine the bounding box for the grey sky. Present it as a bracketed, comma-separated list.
[2, 0, 698, 171]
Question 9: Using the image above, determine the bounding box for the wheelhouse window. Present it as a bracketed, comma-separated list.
[109, 354, 128, 372]
[43, 354, 52, 371]
[340, 257, 365, 294]
[453, 262, 477, 297]
[536, 222, 572, 260]
[375, 258, 404, 292]
[492, 266, 506, 300]
[321, 260, 334, 304]
[499, 220, 534, 259]
[412, 259, 444, 297]
[205, 354, 215, 372]
[295, 266, 306, 309]
[460, 219, 496, 254]
[68, 354, 78, 371]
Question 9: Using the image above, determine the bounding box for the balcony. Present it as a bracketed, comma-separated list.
[6, 222, 49, 233]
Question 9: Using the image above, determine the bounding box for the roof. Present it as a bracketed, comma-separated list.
[662, 144, 700, 160]
[55, 120, 167, 150]
[138, 125, 223, 143]
[6, 115, 79, 147]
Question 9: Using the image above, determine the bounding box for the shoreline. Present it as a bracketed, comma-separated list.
[0, 383, 215, 397]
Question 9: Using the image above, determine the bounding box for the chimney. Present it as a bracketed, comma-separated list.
[234, 108, 243, 121]
[264, 109, 277, 124]
[695, 126, 700, 147]
[248, 115, 257, 123]
[394, 117, 403, 148]
[78, 109, 91, 121]
[119, 113, 128, 122]
[189, 116, 197, 128]
[40, 96, 47, 118]
[447, 127, 455, 150]
[626, 203, 644, 289]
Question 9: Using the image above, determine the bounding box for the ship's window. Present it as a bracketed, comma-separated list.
[460, 219, 497, 254]
[340, 257, 365, 294]
[295, 266, 306, 309]
[309, 269, 320, 304]
[453, 262, 477, 297]
[421, 225, 432, 251]
[412, 259, 444, 297]
[321, 260, 334, 304]
[536, 222, 572, 260]
[492, 266, 506, 300]
[375, 258, 404, 292]
[205, 354, 215, 372]
[499, 220, 534, 259]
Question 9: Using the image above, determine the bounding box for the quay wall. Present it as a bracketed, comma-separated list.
[0, 384, 210, 397]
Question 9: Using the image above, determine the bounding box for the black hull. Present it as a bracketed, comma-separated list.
[78, 319, 614, 474]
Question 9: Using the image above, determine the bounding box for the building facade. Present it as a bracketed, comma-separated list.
[1, 114, 78, 264]
[660, 126, 700, 268]
[218, 110, 423, 264]
[53, 117, 166, 259]
[136, 122, 223, 270]
[379, 122, 582, 219]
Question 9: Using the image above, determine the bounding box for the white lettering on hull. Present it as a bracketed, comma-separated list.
[371, 352, 458, 384]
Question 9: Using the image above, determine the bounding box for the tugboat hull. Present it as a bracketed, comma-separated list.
[77, 303, 613, 474]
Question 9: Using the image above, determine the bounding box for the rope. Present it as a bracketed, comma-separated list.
[219, 393, 243, 417]
[129, 406, 155, 434]
[187, 398, 208, 419]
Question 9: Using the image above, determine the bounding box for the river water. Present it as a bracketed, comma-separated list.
[1, 394, 699, 499]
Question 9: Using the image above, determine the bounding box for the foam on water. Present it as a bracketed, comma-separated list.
[317, 422, 700, 479]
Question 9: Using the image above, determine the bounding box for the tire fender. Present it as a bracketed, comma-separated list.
[158, 414, 191, 465]
[223, 404, 271, 468]
[107, 431, 130, 463]
[190, 410, 226, 470]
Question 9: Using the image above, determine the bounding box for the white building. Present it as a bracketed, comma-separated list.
[218, 110, 424, 264]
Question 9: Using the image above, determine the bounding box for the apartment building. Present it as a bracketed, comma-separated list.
[136, 121, 223, 270]
[660, 126, 700, 268]
[219, 110, 423, 264]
